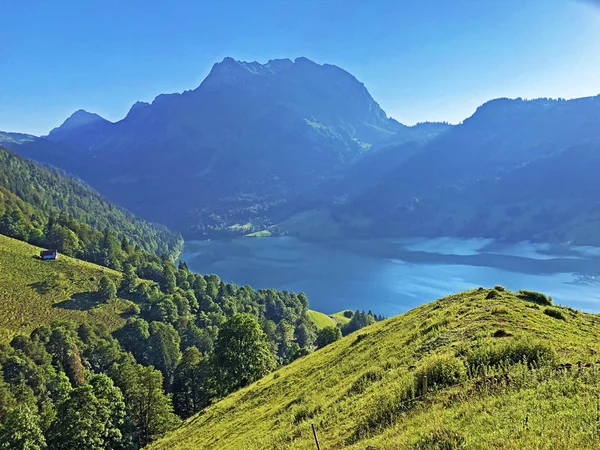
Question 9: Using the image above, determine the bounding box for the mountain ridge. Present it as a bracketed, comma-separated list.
[9, 56, 448, 234]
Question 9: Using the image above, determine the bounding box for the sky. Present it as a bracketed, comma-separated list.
[2, 0, 600, 135]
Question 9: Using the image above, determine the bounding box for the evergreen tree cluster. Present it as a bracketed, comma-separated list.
[341, 310, 382, 336]
[0, 147, 182, 259]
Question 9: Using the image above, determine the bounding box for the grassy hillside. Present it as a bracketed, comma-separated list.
[330, 310, 352, 326]
[0, 234, 129, 343]
[149, 288, 600, 450]
[307, 310, 336, 330]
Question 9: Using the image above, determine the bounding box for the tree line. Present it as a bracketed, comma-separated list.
[0, 147, 182, 258]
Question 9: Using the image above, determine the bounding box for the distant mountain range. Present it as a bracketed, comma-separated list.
[4, 57, 600, 244]
[7, 57, 447, 234]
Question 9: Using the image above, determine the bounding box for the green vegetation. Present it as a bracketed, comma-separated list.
[149, 288, 600, 450]
[315, 326, 342, 348]
[544, 307, 567, 321]
[0, 147, 182, 259]
[330, 310, 353, 326]
[1, 228, 359, 448]
[0, 234, 127, 342]
[246, 229, 272, 237]
[517, 289, 553, 306]
[306, 310, 335, 330]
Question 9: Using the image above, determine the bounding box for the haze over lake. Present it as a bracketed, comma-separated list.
[179, 237, 600, 317]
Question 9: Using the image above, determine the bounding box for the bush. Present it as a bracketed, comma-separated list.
[485, 290, 500, 299]
[98, 275, 117, 300]
[348, 369, 384, 395]
[415, 355, 466, 393]
[493, 285, 506, 292]
[122, 300, 141, 316]
[343, 310, 353, 319]
[467, 337, 556, 369]
[517, 290, 552, 306]
[544, 308, 566, 321]
[315, 326, 342, 349]
[292, 404, 320, 424]
[412, 429, 467, 449]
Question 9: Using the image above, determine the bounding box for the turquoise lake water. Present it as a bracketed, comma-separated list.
[179, 236, 600, 317]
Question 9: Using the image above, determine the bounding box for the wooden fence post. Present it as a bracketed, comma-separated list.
[311, 423, 321, 450]
[422, 375, 428, 396]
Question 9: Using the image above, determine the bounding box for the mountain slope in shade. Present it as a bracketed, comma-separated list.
[12, 57, 447, 233]
[0, 146, 182, 256]
[286, 95, 600, 244]
[0, 130, 37, 146]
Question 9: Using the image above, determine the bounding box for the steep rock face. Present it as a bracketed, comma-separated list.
[14, 57, 439, 232]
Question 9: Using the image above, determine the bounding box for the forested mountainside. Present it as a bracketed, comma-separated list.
[0, 231, 380, 448]
[0, 147, 181, 260]
[150, 287, 600, 450]
[281, 95, 600, 245]
[8, 57, 448, 235]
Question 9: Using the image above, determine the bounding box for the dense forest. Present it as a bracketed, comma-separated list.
[0, 147, 182, 258]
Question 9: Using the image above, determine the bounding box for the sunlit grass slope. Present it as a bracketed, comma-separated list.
[149, 288, 600, 450]
[0, 234, 128, 343]
[331, 310, 352, 326]
[307, 309, 336, 330]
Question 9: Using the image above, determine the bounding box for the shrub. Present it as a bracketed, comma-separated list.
[98, 275, 117, 300]
[315, 326, 342, 349]
[412, 429, 467, 449]
[122, 300, 141, 316]
[544, 308, 566, 321]
[343, 310, 354, 319]
[415, 355, 466, 393]
[292, 405, 320, 424]
[517, 290, 552, 306]
[348, 369, 384, 395]
[492, 329, 512, 338]
[485, 290, 500, 299]
[467, 337, 556, 369]
[494, 285, 506, 292]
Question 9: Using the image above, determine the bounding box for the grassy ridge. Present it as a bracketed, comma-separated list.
[307, 310, 335, 330]
[149, 288, 600, 450]
[0, 234, 128, 342]
[330, 310, 352, 326]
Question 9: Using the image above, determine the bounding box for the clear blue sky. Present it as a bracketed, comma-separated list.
[2, 0, 600, 135]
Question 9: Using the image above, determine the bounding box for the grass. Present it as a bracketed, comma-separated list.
[307, 310, 335, 330]
[149, 287, 600, 450]
[330, 310, 353, 326]
[0, 234, 129, 343]
[246, 229, 273, 237]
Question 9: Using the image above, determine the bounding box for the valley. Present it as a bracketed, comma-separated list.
[2, 22, 600, 447]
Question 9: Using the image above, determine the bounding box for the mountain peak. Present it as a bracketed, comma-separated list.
[49, 109, 108, 135]
[46, 109, 110, 141]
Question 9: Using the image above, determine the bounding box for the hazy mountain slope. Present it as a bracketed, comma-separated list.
[149, 288, 600, 450]
[13, 58, 446, 234]
[369, 141, 600, 244]
[0, 147, 182, 256]
[0, 130, 36, 146]
[284, 96, 600, 244]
